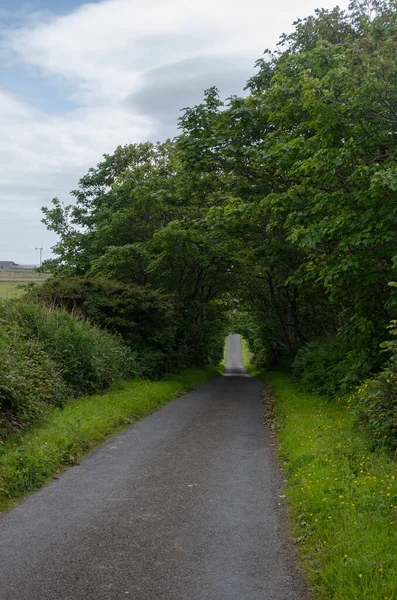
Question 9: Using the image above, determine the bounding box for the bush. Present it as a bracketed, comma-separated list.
[0, 319, 68, 433]
[354, 320, 397, 451]
[0, 300, 138, 435]
[292, 334, 379, 398]
[0, 300, 137, 395]
[32, 277, 176, 378]
[354, 369, 397, 452]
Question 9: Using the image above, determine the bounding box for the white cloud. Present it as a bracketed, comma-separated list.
[0, 89, 151, 208]
[4, 0, 218, 104]
[3, 0, 349, 104]
[0, 88, 151, 262]
[0, 0, 350, 263]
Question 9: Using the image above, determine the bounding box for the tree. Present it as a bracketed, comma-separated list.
[42, 140, 231, 371]
[42, 0, 397, 388]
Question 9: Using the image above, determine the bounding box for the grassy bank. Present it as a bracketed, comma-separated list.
[265, 371, 397, 600]
[0, 368, 217, 512]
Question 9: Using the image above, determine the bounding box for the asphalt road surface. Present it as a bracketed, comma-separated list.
[0, 334, 305, 600]
[224, 333, 250, 377]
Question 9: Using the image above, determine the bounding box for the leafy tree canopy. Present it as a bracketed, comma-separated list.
[42, 0, 397, 387]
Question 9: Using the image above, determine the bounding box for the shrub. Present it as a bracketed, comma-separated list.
[354, 370, 397, 452]
[354, 320, 397, 451]
[0, 319, 68, 433]
[0, 300, 137, 397]
[292, 334, 380, 398]
[32, 277, 175, 378]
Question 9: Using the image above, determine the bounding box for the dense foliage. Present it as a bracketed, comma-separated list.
[41, 142, 231, 372]
[0, 300, 137, 434]
[0, 318, 68, 430]
[354, 316, 397, 451]
[176, 0, 397, 390]
[41, 1, 397, 443]
[34, 277, 176, 378]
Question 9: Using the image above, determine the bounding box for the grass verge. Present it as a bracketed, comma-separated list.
[0, 368, 217, 513]
[265, 371, 397, 600]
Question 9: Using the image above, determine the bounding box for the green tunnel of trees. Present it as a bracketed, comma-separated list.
[39, 1, 397, 448]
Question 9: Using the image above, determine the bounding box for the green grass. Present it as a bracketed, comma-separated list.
[241, 337, 260, 376]
[0, 270, 50, 282]
[265, 371, 397, 600]
[0, 282, 24, 299]
[0, 368, 217, 512]
[0, 271, 50, 298]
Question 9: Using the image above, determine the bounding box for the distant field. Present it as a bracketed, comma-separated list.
[0, 271, 50, 299]
[0, 282, 25, 299]
[0, 270, 50, 282]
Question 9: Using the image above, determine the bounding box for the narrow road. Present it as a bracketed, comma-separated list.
[223, 333, 250, 377]
[0, 334, 305, 600]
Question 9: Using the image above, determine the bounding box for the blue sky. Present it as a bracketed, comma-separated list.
[0, 0, 101, 17]
[0, 0, 349, 265]
[0, 1, 95, 115]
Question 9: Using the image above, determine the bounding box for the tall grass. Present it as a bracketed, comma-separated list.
[0, 299, 137, 434]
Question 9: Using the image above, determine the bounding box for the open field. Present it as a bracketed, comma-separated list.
[0, 270, 50, 282]
[0, 282, 25, 299]
[0, 270, 50, 299]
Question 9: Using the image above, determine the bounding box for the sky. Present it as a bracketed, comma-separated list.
[0, 0, 349, 265]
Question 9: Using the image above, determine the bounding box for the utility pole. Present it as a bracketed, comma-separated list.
[35, 246, 43, 267]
